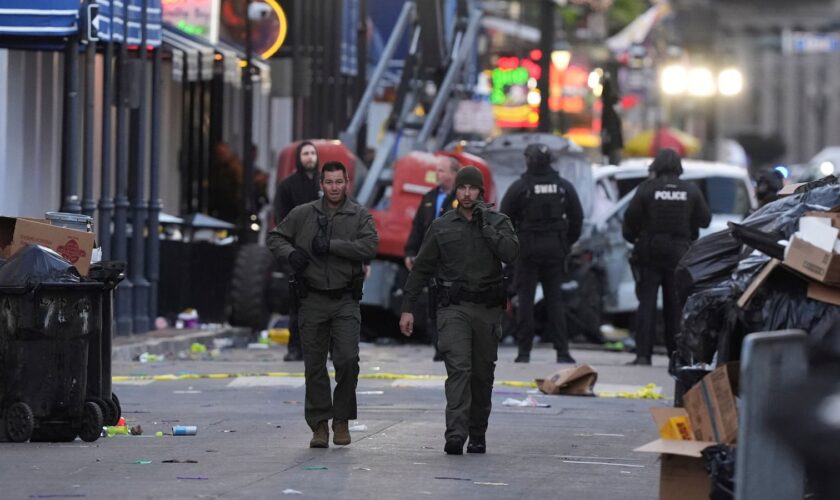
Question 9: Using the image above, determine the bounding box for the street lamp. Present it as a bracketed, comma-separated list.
[687, 67, 715, 97]
[718, 68, 744, 97]
[660, 64, 689, 96]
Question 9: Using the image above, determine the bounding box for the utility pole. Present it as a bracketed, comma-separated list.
[240, 0, 256, 243]
[537, 0, 553, 133]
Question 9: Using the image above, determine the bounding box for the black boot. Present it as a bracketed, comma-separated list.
[514, 353, 530, 363]
[444, 437, 464, 455]
[283, 348, 303, 362]
[466, 435, 486, 454]
[556, 352, 576, 364]
[626, 356, 651, 366]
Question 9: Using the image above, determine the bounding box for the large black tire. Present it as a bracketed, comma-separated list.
[79, 402, 103, 443]
[6, 402, 34, 443]
[228, 243, 275, 331]
[89, 397, 114, 428]
[110, 392, 122, 426]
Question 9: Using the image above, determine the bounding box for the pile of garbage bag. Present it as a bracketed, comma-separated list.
[675, 179, 840, 365]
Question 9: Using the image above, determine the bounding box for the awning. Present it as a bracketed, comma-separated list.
[215, 39, 271, 94]
[125, 0, 161, 47]
[96, 0, 124, 43]
[0, 0, 161, 46]
[162, 23, 213, 82]
[213, 39, 240, 84]
[0, 0, 79, 37]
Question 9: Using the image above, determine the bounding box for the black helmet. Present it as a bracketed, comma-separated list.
[648, 148, 684, 177]
[524, 143, 552, 168]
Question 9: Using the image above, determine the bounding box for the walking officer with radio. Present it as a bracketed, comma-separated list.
[400, 166, 519, 455]
[267, 161, 379, 448]
[623, 149, 710, 366]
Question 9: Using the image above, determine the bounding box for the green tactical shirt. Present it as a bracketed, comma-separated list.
[267, 196, 379, 291]
[401, 203, 519, 313]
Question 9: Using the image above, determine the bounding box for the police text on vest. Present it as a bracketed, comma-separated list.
[654, 190, 687, 201]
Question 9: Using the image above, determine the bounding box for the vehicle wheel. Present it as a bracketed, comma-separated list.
[6, 402, 34, 443]
[89, 397, 114, 428]
[79, 402, 103, 443]
[569, 272, 605, 344]
[31, 424, 77, 443]
[228, 243, 275, 331]
[110, 393, 122, 426]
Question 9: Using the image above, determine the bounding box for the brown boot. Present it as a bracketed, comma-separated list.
[309, 421, 329, 448]
[332, 419, 351, 446]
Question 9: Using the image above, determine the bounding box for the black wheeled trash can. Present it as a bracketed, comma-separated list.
[0, 282, 105, 443]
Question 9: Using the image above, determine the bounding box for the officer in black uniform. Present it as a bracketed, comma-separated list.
[501, 143, 584, 364]
[622, 149, 711, 365]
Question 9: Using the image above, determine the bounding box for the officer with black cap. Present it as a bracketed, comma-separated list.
[400, 166, 519, 455]
[501, 143, 584, 364]
[623, 148, 711, 365]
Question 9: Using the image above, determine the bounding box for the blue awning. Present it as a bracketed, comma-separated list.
[126, 0, 161, 47]
[0, 0, 80, 37]
[0, 0, 160, 46]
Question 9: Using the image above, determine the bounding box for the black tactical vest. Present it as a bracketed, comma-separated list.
[517, 173, 570, 263]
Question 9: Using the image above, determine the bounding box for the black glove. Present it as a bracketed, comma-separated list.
[288, 250, 310, 272]
[473, 205, 488, 228]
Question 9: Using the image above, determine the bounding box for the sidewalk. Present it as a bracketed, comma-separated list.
[111, 325, 253, 362]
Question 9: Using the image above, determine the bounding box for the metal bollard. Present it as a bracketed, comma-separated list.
[735, 330, 807, 500]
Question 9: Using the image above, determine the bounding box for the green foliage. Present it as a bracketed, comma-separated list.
[608, 0, 649, 36]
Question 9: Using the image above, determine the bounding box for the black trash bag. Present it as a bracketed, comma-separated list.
[677, 284, 739, 364]
[757, 282, 840, 358]
[702, 444, 736, 500]
[728, 222, 785, 260]
[0, 244, 81, 287]
[676, 184, 840, 299]
[675, 230, 742, 302]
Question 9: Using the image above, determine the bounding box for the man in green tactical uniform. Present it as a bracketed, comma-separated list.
[399, 166, 519, 455]
[267, 161, 379, 448]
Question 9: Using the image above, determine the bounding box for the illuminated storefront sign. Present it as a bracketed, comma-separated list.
[489, 52, 593, 131]
[162, 0, 221, 43]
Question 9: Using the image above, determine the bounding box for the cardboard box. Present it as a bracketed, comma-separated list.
[683, 363, 739, 444]
[782, 209, 840, 285]
[0, 217, 95, 276]
[634, 408, 718, 500]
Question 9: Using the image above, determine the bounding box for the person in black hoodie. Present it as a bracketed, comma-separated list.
[501, 143, 584, 364]
[274, 141, 322, 361]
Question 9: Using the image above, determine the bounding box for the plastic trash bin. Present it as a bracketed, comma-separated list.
[0, 282, 105, 443]
[85, 261, 126, 427]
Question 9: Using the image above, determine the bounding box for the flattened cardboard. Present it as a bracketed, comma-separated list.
[807, 281, 840, 306]
[536, 364, 598, 395]
[634, 438, 716, 458]
[683, 363, 739, 444]
[737, 258, 782, 308]
[0, 217, 95, 276]
[777, 182, 807, 196]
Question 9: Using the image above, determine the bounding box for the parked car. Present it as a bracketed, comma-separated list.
[567, 159, 758, 332]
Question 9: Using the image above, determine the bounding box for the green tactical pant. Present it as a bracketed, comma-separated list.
[298, 292, 361, 430]
[436, 302, 503, 442]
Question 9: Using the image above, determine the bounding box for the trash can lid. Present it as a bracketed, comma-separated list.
[45, 212, 93, 224]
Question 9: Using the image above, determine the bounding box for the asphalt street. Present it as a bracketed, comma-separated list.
[1, 343, 673, 500]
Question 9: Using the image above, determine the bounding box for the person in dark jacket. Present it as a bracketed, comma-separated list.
[274, 141, 321, 362]
[622, 149, 711, 365]
[400, 166, 519, 455]
[404, 156, 460, 361]
[501, 143, 584, 364]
